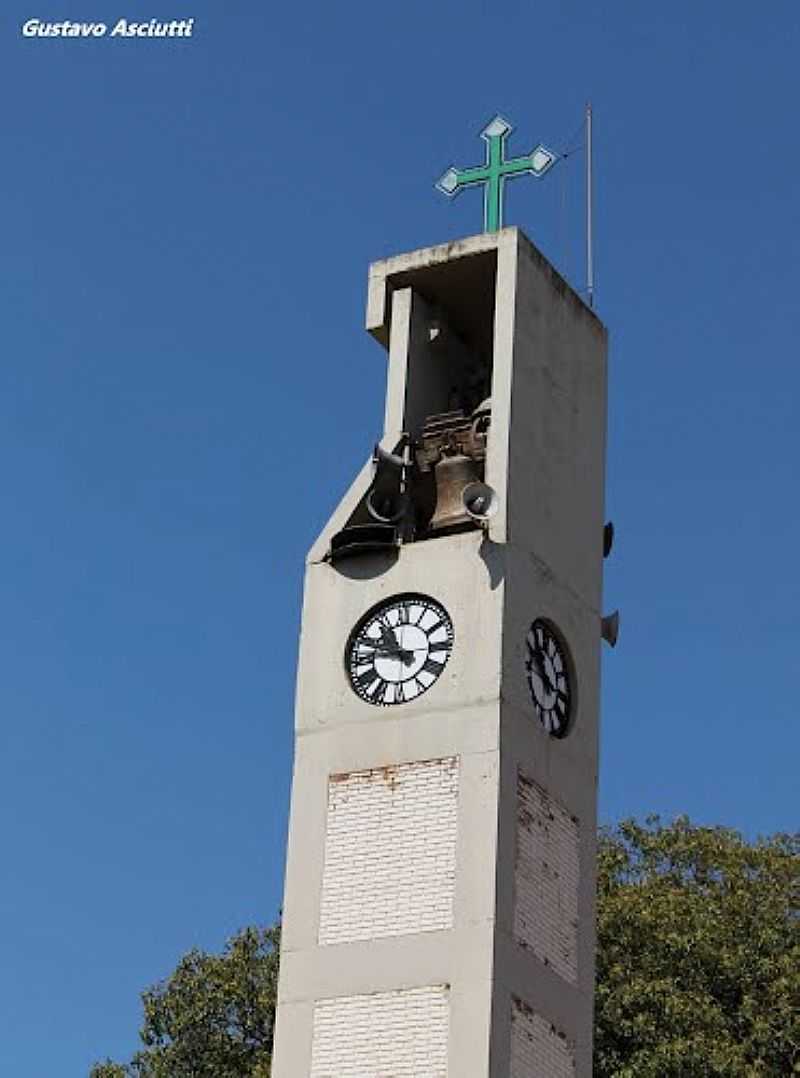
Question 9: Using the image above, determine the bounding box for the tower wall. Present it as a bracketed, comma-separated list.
[491, 236, 606, 1074]
[272, 229, 607, 1078]
[274, 531, 504, 1078]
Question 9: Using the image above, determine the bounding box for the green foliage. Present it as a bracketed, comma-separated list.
[90, 924, 279, 1078]
[595, 817, 799, 1077]
[92, 820, 798, 1077]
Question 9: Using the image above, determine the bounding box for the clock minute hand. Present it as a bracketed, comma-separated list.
[529, 653, 556, 695]
[359, 639, 410, 659]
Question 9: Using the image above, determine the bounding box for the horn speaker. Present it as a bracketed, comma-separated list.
[603, 521, 615, 558]
[366, 445, 408, 524]
[462, 481, 498, 522]
[601, 610, 620, 648]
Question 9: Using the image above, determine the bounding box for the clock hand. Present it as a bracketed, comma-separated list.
[383, 623, 418, 666]
[360, 635, 415, 665]
[357, 626, 402, 658]
[529, 652, 557, 695]
[378, 644, 416, 664]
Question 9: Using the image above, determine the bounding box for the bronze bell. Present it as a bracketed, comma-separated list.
[428, 453, 482, 531]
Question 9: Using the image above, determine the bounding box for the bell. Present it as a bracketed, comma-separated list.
[428, 454, 481, 531]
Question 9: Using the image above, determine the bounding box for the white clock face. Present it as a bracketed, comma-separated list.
[525, 619, 573, 737]
[346, 594, 454, 706]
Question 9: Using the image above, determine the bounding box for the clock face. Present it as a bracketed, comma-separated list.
[525, 619, 573, 737]
[346, 594, 454, 706]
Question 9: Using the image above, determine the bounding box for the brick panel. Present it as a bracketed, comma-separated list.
[310, 985, 450, 1078]
[319, 757, 459, 945]
[510, 996, 575, 1078]
[514, 771, 579, 983]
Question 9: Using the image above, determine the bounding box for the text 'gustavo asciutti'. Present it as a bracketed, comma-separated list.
[22, 19, 195, 38]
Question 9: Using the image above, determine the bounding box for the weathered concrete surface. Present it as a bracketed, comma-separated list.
[273, 228, 607, 1078]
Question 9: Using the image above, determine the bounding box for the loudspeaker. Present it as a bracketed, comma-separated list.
[603, 520, 615, 558]
[366, 445, 408, 524]
[601, 610, 620, 648]
[329, 523, 399, 562]
[462, 481, 498, 522]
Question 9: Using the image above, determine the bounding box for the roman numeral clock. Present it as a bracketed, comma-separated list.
[272, 199, 611, 1074]
[346, 595, 454, 706]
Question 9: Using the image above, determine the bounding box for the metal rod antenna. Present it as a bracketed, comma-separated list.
[586, 101, 594, 308]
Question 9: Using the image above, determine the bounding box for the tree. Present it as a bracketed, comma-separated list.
[595, 818, 799, 1076]
[91, 924, 279, 1078]
[92, 820, 798, 1076]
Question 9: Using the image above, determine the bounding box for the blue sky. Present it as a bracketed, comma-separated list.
[1, 1, 798, 1072]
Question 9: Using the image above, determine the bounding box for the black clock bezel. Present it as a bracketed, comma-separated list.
[524, 617, 575, 738]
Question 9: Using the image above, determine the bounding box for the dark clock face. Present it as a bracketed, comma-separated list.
[346, 594, 454, 706]
[525, 619, 573, 737]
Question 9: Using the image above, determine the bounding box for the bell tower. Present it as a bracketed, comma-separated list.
[272, 226, 609, 1078]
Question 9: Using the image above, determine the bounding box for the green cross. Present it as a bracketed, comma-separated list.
[436, 116, 556, 233]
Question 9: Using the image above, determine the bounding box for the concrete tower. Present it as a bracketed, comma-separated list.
[272, 227, 608, 1078]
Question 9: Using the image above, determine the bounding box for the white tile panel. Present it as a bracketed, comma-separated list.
[514, 771, 579, 983]
[310, 985, 450, 1078]
[511, 996, 575, 1078]
[319, 757, 459, 945]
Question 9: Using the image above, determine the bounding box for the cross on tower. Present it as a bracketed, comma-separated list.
[436, 115, 556, 232]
